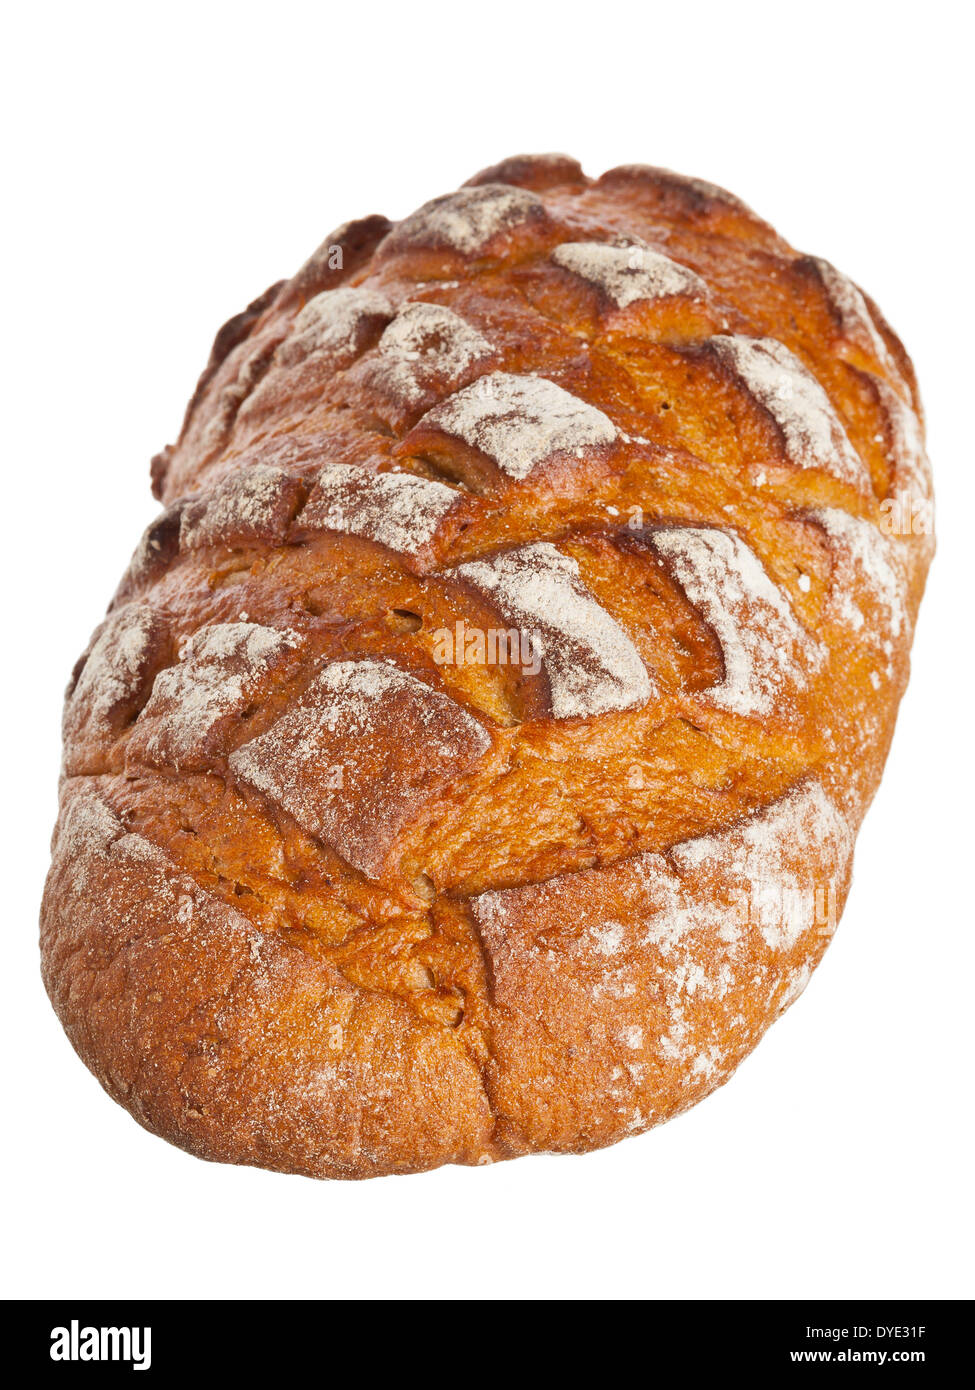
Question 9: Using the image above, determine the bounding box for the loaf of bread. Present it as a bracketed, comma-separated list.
[41, 155, 934, 1178]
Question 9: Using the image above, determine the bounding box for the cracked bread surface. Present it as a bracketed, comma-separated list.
[41, 154, 933, 1178]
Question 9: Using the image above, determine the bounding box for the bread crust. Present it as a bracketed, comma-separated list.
[41, 155, 934, 1177]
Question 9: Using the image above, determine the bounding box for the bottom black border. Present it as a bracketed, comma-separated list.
[13, 1299, 969, 1376]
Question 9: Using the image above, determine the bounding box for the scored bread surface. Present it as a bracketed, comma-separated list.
[42, 155, 934, 1178]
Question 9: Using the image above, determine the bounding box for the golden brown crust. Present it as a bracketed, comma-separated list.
[41, 155, 934, 1178]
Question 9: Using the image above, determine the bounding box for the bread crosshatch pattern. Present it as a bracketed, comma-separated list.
[42, 154, 934, 1178]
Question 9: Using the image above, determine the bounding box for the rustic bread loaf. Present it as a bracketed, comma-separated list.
[41, 155, 934, 1178]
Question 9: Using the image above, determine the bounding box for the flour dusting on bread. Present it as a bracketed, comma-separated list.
[649, 527, 817, 717]
[279, 286, 392, 365]
[872, 377, 932, 501]
[421, 372, 618, 479]
[456, 542, 652, 717]
[131, 623, 302, 770]
[53, 790, 124, 892]
[670, 779, 851, 951]
[229, 660, 491, 878]
[710, 335, 868, 490]
[67, 604, 166, 737]
[810, 508, 908, 638]
[553, 240, 707, 308]
[365, 302, 494, 405]
[385, 184, 545, 254]
[301, 464, 461, 559]
[199, 334, 281, 454]
[471, 777, 851, 1125]
[804, 256, 899, 378]
[180, 464, 299, 549]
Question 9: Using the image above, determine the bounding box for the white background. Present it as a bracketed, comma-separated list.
[2, 0, 972, 1300]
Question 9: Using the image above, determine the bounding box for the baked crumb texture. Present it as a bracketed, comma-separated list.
[43, 155, 934, 1177]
